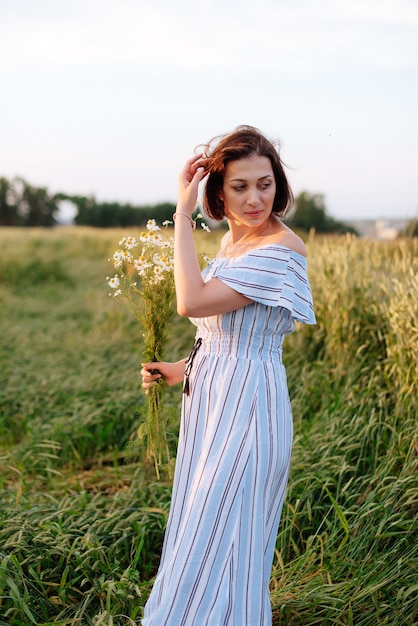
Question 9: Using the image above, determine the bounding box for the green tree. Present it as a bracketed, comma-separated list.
[0, 177, 19, 225]
[54, 193, 97, 226]
[287, 191, 357, 235]
[2, 179, 180, 228]
[13, 178, 59, 226]
[63, 195, 177, 227]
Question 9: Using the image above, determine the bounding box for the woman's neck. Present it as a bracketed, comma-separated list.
[227, 215, 275, 245]
[221, 216, 285, 258]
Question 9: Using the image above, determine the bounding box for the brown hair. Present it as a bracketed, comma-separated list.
[200, 125, 293, 221]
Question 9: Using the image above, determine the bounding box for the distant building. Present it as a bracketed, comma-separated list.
[345, 219, 407, 239]
[375, 220, 403, 240]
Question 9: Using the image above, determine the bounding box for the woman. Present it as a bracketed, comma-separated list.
[141, 125, 315, 626]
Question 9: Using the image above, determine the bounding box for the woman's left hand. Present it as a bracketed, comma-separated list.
[141, 360, 187, 394]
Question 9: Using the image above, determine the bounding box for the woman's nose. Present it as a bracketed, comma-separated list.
[247, 187, 260, 205]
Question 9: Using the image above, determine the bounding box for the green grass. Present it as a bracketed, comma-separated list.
[272, 235, 417, 625]
[0, 227, 417, 625]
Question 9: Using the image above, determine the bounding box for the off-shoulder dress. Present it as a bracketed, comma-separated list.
[142, 244, 316, 626]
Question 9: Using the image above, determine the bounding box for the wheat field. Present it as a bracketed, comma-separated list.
[0, 227, 417, 625]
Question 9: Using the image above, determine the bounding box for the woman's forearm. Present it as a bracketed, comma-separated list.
[173, 155, 209, 316]
[173, 210, 206, 316]
[173, 155, 250, 318]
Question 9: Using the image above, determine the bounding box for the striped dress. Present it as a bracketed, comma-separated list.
[142, 245, 316, 626]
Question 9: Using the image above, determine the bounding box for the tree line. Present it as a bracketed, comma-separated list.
[0, 176, 178, 228]
[3, 174, 415, 236]
[0, 176, 59, 227]
[288, 191, 358, 235]
[58, 194, 178, 228]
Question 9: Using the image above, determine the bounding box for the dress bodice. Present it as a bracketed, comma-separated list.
[189, 244, 316, 361]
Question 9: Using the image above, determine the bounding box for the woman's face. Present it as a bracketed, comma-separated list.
[221, 155, 276, 229]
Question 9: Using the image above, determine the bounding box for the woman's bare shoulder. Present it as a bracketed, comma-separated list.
[268, 224, 307, 258]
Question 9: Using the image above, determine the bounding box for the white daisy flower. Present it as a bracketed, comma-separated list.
[107, 275, 120, 289]
[146, 219, 161, 233]
[124, 236, 138, 249]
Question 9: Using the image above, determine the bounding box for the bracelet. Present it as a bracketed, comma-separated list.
[172, 212, 196, 230]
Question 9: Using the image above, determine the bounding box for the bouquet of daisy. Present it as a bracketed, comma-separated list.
[107, 219, 176, 478]
[107, 216, 210, 478]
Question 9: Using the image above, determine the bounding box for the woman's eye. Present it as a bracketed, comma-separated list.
[233, 185, 246, 192]
[260, 182, 271, 190]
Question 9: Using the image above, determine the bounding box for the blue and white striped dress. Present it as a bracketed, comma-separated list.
[142, 245, 316, 626]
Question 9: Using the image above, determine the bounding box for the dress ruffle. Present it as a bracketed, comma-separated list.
[205, 244, 316, 324]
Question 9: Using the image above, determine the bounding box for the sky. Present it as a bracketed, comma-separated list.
[1, 0, 417, 222]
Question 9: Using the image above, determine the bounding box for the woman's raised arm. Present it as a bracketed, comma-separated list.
[174, 156, 250, 318]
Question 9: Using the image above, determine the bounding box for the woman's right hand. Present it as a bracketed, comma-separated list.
[140, 359, 187, 394]
[177, 154, 208, 214]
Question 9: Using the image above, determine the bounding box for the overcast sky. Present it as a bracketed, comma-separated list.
[1, 0, 417, 221]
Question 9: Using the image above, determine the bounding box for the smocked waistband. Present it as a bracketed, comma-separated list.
[195, 330, 283, 361]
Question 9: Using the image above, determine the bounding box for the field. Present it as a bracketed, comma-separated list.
[0, 227, 417, 625]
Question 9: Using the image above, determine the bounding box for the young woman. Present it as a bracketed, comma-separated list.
[141, 125, 316, 626]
